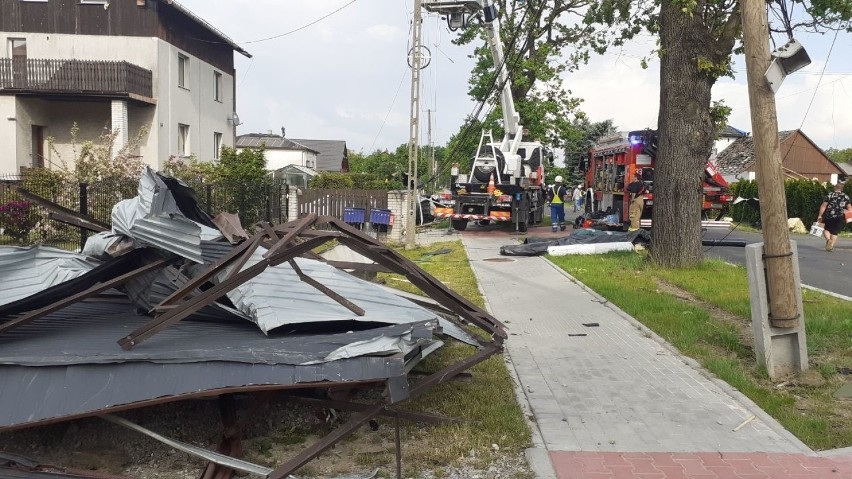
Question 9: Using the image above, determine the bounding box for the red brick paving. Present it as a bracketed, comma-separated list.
[549, 452, 852, 478]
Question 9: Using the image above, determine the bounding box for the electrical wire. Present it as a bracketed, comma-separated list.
[369, 68, 410, 153]
[423, 0, 546, 186]
[242, 0, 359, 44]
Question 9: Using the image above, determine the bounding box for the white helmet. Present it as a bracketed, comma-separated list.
[554, 175, 563, 183]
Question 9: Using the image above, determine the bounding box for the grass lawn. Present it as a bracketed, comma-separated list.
[548, 251, 852, 450]
[370, 241, 532, 475]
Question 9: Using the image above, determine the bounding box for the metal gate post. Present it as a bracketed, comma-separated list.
[79, 182, 88, 251]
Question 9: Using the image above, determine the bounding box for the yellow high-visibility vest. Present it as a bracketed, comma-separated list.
[551, 185, 564, 204]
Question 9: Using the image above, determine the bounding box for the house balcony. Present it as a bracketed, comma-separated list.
[0, 58, 155, 104]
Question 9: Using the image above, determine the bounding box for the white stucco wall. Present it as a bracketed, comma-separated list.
[0, 33, 236, 172]
[259, 149, 318, 171]
[157, 40, 235, 163]
[0, 97, 16, 175]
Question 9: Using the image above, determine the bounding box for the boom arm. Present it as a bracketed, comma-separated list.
[423, 0, 523, 153]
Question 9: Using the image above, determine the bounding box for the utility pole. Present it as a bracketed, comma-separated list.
[406, 0, 423, 249]
[427, 108, 436, 193]
[741, 0, 799, 328]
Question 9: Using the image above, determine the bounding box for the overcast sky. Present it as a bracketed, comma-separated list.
[180, 1, 852, 154]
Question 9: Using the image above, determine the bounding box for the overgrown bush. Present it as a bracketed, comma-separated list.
[730, 178, 851, 231]
[0, 200, 38, 242]
[309, 172, 401, 190]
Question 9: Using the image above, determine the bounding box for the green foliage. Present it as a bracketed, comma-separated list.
[730, 179, 850, 230]
[451, 1, 595, 151]
[309, 172, 354, 189]
[709, 100, 732, 134]
[162, 155, 218, 183]
[45, 122, 148, 184]
[217, 146, 268, 183]
[0, 200, 37, 242]
[825, 147, 852, 164]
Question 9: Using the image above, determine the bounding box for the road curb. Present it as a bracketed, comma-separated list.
[542, 257, 815, 456]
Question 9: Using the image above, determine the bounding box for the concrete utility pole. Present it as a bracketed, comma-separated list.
[405, 0, 424, 249]
[741, 0, 799, 328]
[427, 109, 436, 193]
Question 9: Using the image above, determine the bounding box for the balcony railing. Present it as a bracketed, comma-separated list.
[0, 59, 153, 101]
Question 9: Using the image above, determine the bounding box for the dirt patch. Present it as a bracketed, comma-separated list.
[0, 390, 532, 479]
[653, 278, 754, 344]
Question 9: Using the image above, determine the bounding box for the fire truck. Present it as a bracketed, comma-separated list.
[584, 129, 733, 229]
[424, 0, 550, 232]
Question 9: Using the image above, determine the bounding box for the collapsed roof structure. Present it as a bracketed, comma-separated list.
[0, 168, 506, 479]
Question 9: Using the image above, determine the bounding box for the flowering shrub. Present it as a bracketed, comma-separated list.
[0, 200, 39, 242]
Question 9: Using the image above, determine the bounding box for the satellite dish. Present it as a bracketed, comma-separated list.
[229, 112, 242, 126]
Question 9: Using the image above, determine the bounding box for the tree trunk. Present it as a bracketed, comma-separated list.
[650, 1, 717, 268]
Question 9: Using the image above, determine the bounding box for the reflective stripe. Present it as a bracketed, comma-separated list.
[551, 185, 564, 204]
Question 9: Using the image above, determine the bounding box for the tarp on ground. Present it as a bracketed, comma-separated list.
[500, 229, 651, 256]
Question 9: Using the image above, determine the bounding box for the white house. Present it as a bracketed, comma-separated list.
[0, 0, 250, 175]
[236, 133, 319, 171]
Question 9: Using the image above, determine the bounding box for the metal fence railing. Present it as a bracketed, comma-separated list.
[0, 174, 288, 252]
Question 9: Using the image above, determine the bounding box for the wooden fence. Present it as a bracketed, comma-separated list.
[0, 59, 153, 99]
[298, 189, 388, 219]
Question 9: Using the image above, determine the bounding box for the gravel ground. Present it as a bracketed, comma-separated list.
[0, 393, 533, 479]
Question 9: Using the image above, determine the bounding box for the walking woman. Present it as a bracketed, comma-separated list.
[816, 180, 852, 252]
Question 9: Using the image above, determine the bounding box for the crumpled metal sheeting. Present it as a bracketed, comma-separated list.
[110, 167, 222, 264]
[219, 249, 439, 334]
[0, 302, 439, 367]
[0, 246, 99, 307]
[123, 265, 251, 322]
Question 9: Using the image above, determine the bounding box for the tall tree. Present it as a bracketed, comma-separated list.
[453, 0, 592, 149]
[583, 0, 852, 267]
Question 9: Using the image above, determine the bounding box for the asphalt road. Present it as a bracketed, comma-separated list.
[701, 227, 852, 298]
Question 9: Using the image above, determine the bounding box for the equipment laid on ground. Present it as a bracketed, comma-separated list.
[424, 0, 552, 232]
[583, 129, 733, 230]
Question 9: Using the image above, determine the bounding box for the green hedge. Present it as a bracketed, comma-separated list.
[730, 179, 852, 231]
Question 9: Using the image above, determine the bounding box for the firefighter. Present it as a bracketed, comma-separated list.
[548, 176, 569, 232]
[627, 170, 648, 231]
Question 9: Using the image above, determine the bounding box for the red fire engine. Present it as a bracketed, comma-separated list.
[583, 130, 733, 229]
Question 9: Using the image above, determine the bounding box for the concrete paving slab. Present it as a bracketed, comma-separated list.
[460, 232, 811, 455]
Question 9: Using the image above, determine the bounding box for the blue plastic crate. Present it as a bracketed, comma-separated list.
[343, 207, 366, 224]
[370, 208, 393, 225]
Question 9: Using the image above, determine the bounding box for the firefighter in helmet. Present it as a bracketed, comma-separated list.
[548, 175, 569, 232]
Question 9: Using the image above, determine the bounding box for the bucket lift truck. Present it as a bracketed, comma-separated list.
[423, 0, 551, 232]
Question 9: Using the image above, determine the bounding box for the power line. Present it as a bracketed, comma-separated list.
[369, 67, 410, 153]
[242, 0, 359, 44]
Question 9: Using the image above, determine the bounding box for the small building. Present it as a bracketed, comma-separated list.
[236, 133, 319, 171]
[271, 164, 317, 189]
[0, 0, 250, 175]
[715, 129, 845, 184]
[289, 138, 349, 172]
[713, 125, 749, 157]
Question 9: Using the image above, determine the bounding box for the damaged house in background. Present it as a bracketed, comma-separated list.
[0, 167, 506, 479]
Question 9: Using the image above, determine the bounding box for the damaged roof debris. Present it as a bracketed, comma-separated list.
[0, 167, 506, 479]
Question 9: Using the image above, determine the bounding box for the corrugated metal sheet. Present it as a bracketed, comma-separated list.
[0, 246, 99, 307]
[219, 249, 439, 334]
[0, 302, 436, 430]
[111, 167, 212, 264]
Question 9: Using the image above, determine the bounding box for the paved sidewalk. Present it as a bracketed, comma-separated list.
[454, 229, 851, 478]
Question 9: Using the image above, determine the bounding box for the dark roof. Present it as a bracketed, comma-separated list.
[0, 301, 434, 430]
[236, 134, 319, 153]
[162, 1, 251, 58]
[290, 139, 348, 172]
[715, 130, 797, 176]
[720, 125, 748, 138]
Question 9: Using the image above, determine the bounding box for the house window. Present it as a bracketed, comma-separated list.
[8, 38, 26, 59]
[213, 71, 222, 102]
[177, 124, 190, 156]
[213, 132, 222, 159]
[178, 54, 189, 88]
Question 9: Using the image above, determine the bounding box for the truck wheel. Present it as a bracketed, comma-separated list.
[517, 221, 528, 232]
[452, 219, 468, 231]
